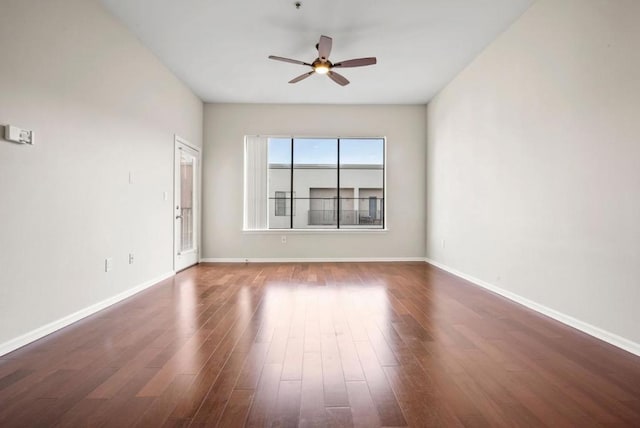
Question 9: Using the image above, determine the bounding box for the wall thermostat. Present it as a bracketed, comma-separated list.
[4, 125, 34, 145]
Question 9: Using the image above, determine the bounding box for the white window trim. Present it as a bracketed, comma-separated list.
[242, 228, 389, 234]
[244, 135, 388, 232]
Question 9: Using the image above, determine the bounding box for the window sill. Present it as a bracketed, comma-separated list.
[242, 228, 388, 234]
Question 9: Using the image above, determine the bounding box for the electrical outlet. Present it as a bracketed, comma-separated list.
[129, 253, 134, 264]
[105, 258, 113, 272]
[281, 236, 287, 244]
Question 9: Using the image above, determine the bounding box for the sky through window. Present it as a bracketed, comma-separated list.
[268, 138, 383, 165]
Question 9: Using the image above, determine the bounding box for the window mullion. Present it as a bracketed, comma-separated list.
[290, 138, 294, 229]
[337, 138, 340, 229]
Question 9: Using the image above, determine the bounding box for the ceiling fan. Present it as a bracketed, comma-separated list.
[268, 35, 377, 86]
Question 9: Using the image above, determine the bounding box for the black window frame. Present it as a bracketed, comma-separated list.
[269, 137, 385, 230]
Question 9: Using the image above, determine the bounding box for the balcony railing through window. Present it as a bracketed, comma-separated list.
[307, 209, 384, 226]
[268, 197, 384, 227]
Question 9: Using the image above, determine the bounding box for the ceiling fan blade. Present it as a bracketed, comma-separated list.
[317, 35, 332, 61]
[333, 57, 377, 68]
[327, 70, 350, 86]
[288, 71, 315, 84]
[269, 55, 311, 66]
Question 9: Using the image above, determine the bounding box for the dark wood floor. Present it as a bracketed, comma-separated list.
[1, 263, 639, 427]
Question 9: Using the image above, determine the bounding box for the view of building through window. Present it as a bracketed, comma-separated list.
[266, 137, 384, 229]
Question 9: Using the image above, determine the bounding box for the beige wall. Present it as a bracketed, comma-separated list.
[203, 104, 426, 260]
[0, 0, 203, 351]
[427, 0, 640, 346]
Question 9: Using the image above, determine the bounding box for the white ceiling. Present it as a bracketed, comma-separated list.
[99, 0, 534, 104]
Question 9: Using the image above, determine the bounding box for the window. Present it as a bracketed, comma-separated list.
[274, 191, 295, 216]
[275, 191, 286, 216]
[245, 136, 385, 230]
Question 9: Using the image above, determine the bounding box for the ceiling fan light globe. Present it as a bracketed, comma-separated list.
[314, 64, 330, 74]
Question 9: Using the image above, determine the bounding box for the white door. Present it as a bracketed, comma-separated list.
[174, 138, 200, 271]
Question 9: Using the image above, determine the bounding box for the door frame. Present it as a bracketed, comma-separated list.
[174, 135, 201, 272]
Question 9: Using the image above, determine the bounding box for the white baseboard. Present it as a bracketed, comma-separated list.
[200, 257, 427, 263]
[425, 258, 640, 357]
[0, 270, 175, 357]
